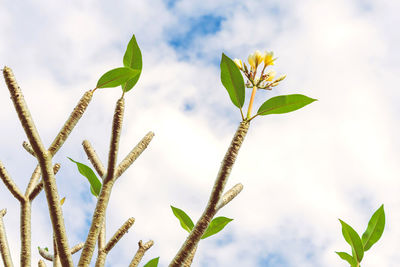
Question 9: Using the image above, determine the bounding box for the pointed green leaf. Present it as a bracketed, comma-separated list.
[335, 252, 358, 267]
[171, 206, 194, 233]
[220, 53, 245, 108]
[143, 257, 159, 267]
[362, 204, 385, 251]
[96, 67, 140, 89]
[122, 34, 142, 92]
[201, 216, 233, 239]
[339, 219, 364, 262]
[257, 94, 316, 116]
[68, 157, 101, 197]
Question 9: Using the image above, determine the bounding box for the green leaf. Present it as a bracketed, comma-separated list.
[96, 67, 140, 89]
[339, 219, 364, 262]
[122, 34, 142, 92]
[201, 216, 233, 239]
[143, 257, 159, 267]
[257, 94, 316, 116]
[220, 53, 245, 108]
[335, 251, 358, 267]
[170, 206, 194, 233]
[68, 157, 101, 197]
[362, 204, 385, 251]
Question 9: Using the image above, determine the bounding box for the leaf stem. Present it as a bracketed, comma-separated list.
[246, 86, 257, 120]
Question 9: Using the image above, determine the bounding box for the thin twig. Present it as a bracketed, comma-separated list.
[71, 242, 84, 254]
[95, 218, 135, 267]
[170, 121, 250, 266]
[216, 183, 243, 212]
[29, 164, 61, 201]
[129, 240, 154, 267]
[115, 131, 155, 179]
[0, 161, 24, 202]
[82, 140, 106, 178]
[25, 165, 41, 197]
[78, 97, 125, 267]
[0, 209, 14, 267]
[23, 141, 35, 157]
[38, 247, 53, 261]
[3, 66, 73, 266]
[38, 242, 84, 262]
[104, 217, 135, 253]
[25, 89, 93, 196]
[48, 90, 94, 157]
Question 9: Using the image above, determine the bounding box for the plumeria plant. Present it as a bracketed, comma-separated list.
[0, 34, 320, 267]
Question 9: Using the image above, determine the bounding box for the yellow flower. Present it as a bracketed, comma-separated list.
[265, 69, 277, 81]
[248, 50, 264, 70]
[234, 58, 243, 70]
[264, 51, 275, 66]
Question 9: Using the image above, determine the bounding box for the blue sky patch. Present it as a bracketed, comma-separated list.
[168, 14, 225, 50]
[258, 252, 288, 267]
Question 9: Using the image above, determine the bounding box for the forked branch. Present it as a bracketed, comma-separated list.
[129, 240, 154, 267]
[170, 121, 250, 266]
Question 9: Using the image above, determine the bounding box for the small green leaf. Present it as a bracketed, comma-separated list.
[362, 204, 385, 251]
[96, 67, 140, 89]
[339, 219, 364, 262]
[201, 216, 233, 239]
[68, 157, 101, 197]
[60, 197, 66, 206]
[171, 206, 194, 233]
[44, 247, 49, 251]
[143, 257, 159, 267]
[335, 251, 358, 267]
[257, 94, 316, 116]
[220, 53, 245, 108]
[122, 34, 142, 92]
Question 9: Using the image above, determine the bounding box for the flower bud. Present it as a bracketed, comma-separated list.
[265, 69, 277, 81]
[234, 58, 243, 70]
[274, 74, 286, 83]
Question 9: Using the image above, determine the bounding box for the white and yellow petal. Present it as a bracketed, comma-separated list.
[234, 58, 243, 70]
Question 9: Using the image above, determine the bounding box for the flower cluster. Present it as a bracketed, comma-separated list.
[234, 50, 286, 90]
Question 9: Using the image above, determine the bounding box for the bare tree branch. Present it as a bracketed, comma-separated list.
[29, 164, 61, 201]
[78, 97, 125, 267]
[0, 161, 24, 202]
[216, 183, 243, 212]
[71, 242, 84, 254]
[38, 247, 53, 261]
[95, 217, 135, 267]
[170, 121, 250, 266]
[129, 240, 154, 267]
[3, 66, 73, 267]
[23, 141, 35, 157]
[0, 209, 13, 267]
[115, 131, 154, 179]
[20, 200, 31, 266]
[82, 140, 106, 178]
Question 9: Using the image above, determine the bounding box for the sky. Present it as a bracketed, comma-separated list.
[0, 0, 399, 266]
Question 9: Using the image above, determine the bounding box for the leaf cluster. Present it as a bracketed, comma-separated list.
[336, 205, 385, 267]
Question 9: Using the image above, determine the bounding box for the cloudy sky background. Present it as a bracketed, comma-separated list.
[0, 0, 399, 266]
